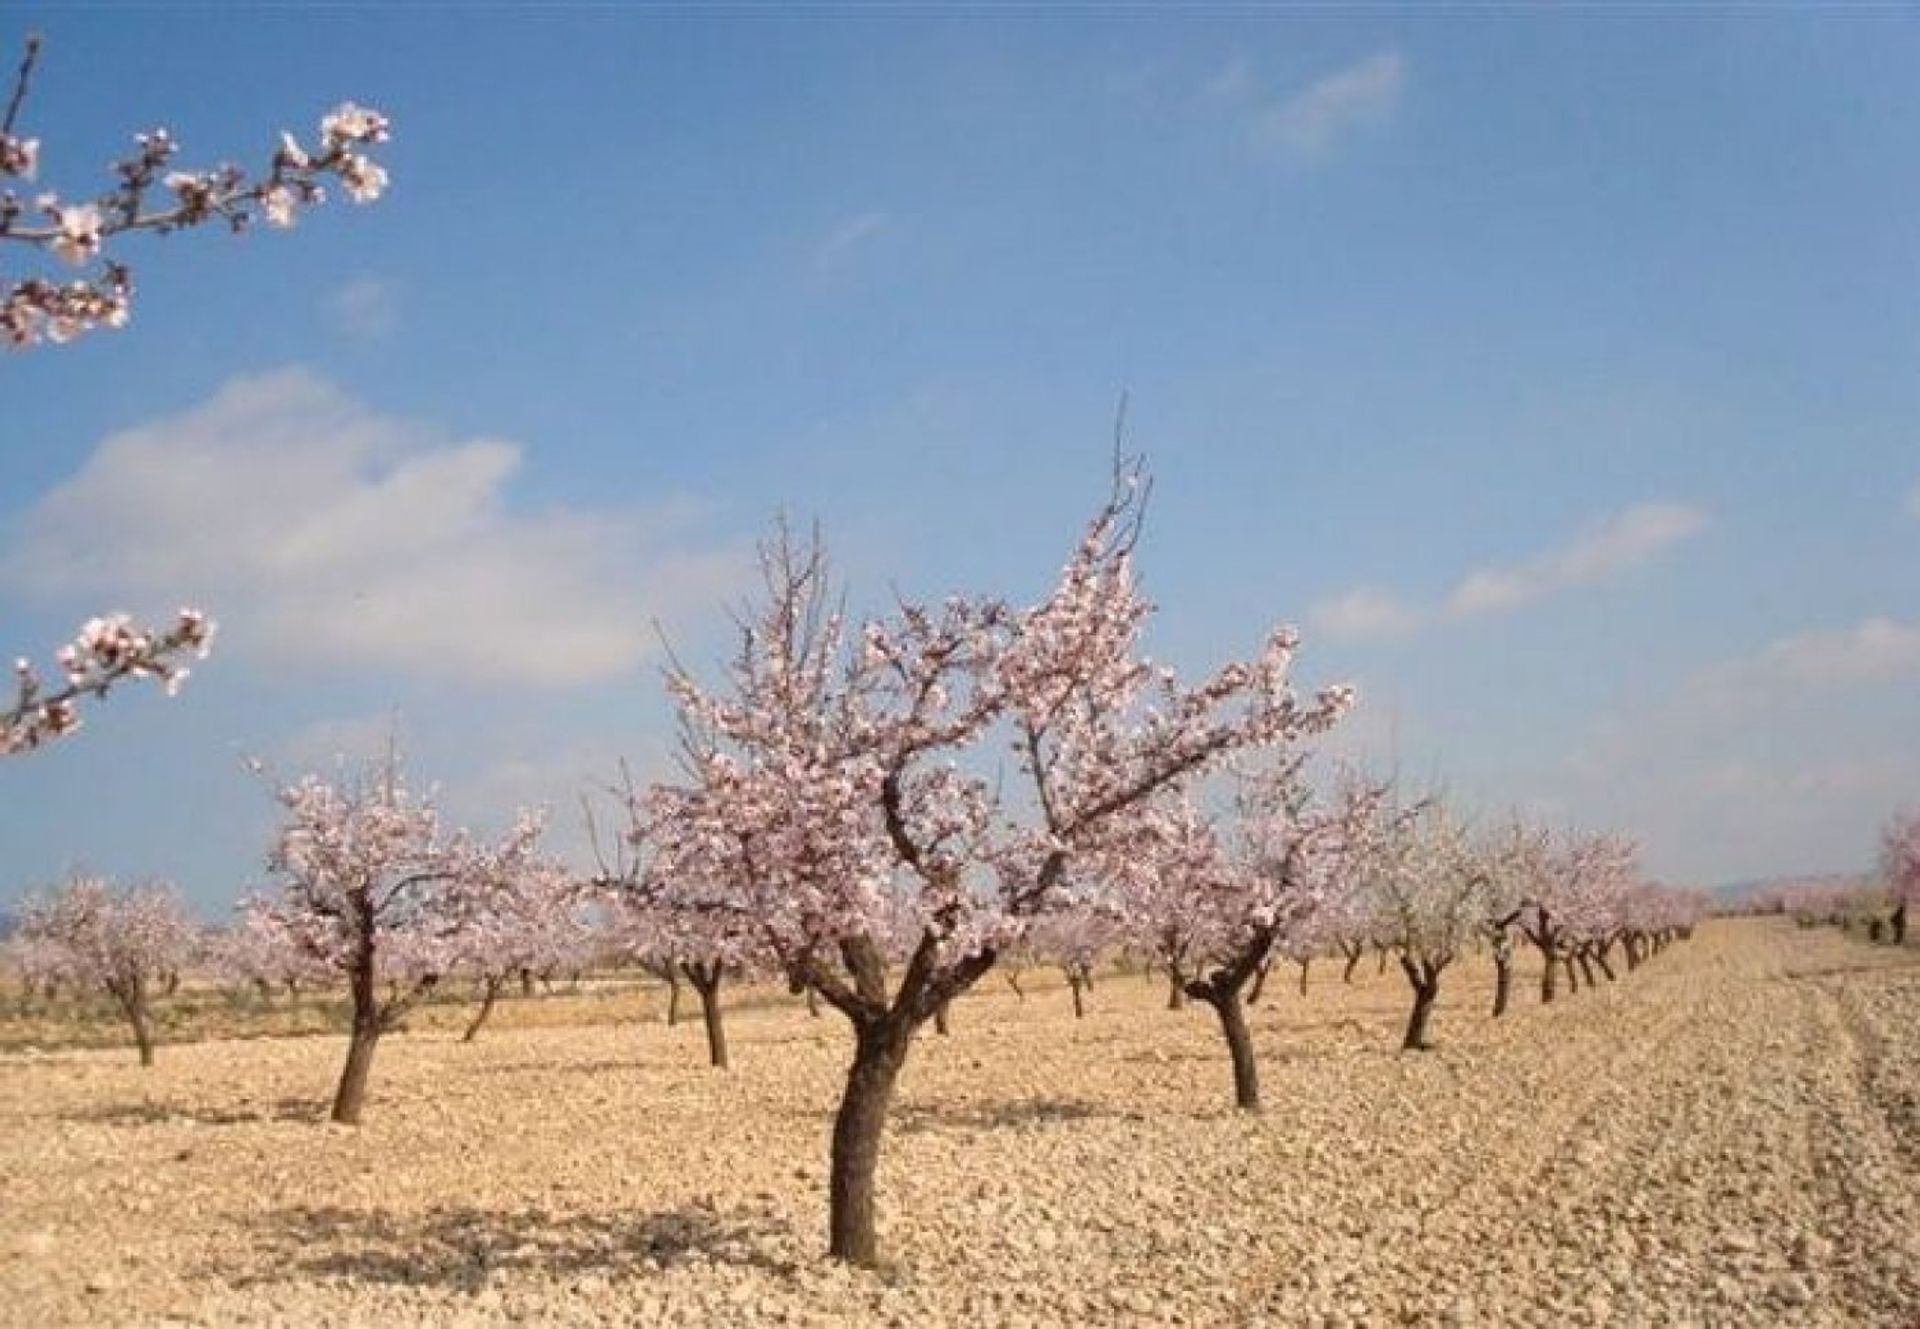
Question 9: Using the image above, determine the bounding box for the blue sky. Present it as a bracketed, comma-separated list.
[3, 8, 1916, 915]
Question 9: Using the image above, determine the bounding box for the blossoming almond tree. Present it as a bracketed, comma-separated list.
[0, 34, 390, 347]
[452, 860, 592, 1043]
[15, 876, 194, 1064]
[1879, 810, 1917, 946]
[1365, 799, 1486, 1051]
[642, 460, 1351, 1265]
[243, 749, 544, 1123]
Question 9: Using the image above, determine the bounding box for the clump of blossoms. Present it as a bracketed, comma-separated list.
[3, 609, 214, 756]
[14, 876, 195, 1065]
[634, 458, 1353, 1265]
[0, 35, 390, 347]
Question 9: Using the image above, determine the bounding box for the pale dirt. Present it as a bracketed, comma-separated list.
[1, 918, 1915, 1327]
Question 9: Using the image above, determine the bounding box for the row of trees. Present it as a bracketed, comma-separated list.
[3, 462, 1718, 1271]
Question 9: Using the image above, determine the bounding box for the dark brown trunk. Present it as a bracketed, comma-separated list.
[933, 1000, 951, 1036]
[520, 968, 535, 998]
[1296, 957, 1311, 997]
[1892, 902, 1908, 946]
[806, 985, 821, 1018]
[1575, 952, 1595, 989]
[122, 988, 155, 1067]
[686, 964, 728, 1069]
[1376, 944, 1389, 975]
[331, 1025, 380, 1124]
[828, 1020, 912, 1266]
[1246, 958, 1271, 1006]
[1068, 972, 1086, 1019]
[1341, 944, 1362, 984]
[1402, 978, 1439, 1050]
[1540, 945, 1559, 1004]
[1593, 945, 1617, 983]
[463, 976, 503, 1042]
[1564, 955, 1581, 995]
[1491, 948, 1514, 1018]
[1205, 988, 1260, 1111]
[664, 969, 682, 1026]
[1166, 962, 1185, 1010]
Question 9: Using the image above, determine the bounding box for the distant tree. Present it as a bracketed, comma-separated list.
[242, 749, 543, 1123]
[15, 876, 193, 1064]
[452, 861, 591, 1043]
[1880, 809, 1918, 946]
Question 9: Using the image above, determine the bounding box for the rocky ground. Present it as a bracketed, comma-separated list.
[0, 917, 1915, 1327]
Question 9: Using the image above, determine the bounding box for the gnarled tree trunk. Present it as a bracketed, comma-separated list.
[463, 974, 504, 1042]
[683, 961, 729, 1069]
[828, 1017, 913, 1265]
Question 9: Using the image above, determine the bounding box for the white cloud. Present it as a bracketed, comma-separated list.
[1256, 51, 1404, 159]
[1446, 501, 1710, 617]
[814, 211, 890, 271]
[3, 369, 754, 687]
[1755, 616, 1920, 686]
[325, 275, 398, 340]
[1311, 500, 1709, 643]
[1311, 586, 1423, 642]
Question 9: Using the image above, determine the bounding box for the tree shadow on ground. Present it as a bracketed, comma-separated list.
[61, 1096, 323, 1126]
[894, 1096, 1137, 1135]
[226, 1200, 798, 1294]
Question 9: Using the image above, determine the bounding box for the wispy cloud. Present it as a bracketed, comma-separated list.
[1312, 500, 1710, 643]
[814, 211, 890, 272]
[1447, 502, 1710, 617]
[1255, 51, 1405, 160]
[325, 274, 399, 340]
[2, 369, 755, 688]
[1311, 586, 1422, 643]
[1739, 616, 1920, 688]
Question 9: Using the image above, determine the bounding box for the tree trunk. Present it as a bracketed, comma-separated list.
[1491, 949, 1514, 1019]
[1166, 962, 1185, 1011]
[686, 964, 728, 1069]
[1564, 955, 1581, 995]
[121, 988, 155, 1067]
[1593, 945, 1617, 983]
[463, 976, 503, 1043]
[1575, 952, 1596, 989]
[1892, 901, 1908, 946]
[1068, 972, 1086, 1019]
[520, 968, 535, 998]
[663, 969, 682, 1026]
[806, 985, 821, 1018]
[828, 1020, 912, 1266]
[331, 1023, 381, 1124]
[933, 999, 951, 1036]
[1402, 976, 1439, 1051]
[1204, 988, 1261, 1111]
[1376, 944, 1389, 975]
[1540, 945, 1559, 1004]
[1297, 957, 1311, 997]
[1341, 944, 1362, 985]
[1005, 969, 1025, 1002]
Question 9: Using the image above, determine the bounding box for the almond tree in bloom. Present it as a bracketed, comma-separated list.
[0, 35, 391, 346]
[15, 876, 193, 1064]
[642, 463, 1352, 1265]
[207, 909, 330, 1000]
[1024, 905, 1120, 1019]
[452, 861, 592, 1043]
[1518, 830, 1637, 1004]
[1365, 799, 1484, 1051]
[3, 611, 213, 756]
[243, 750, 544, 1123]
[1111, 766, 1375, 1110]
[1879, 809, 1917, 946]
[1478, 815, 1549, 1018]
